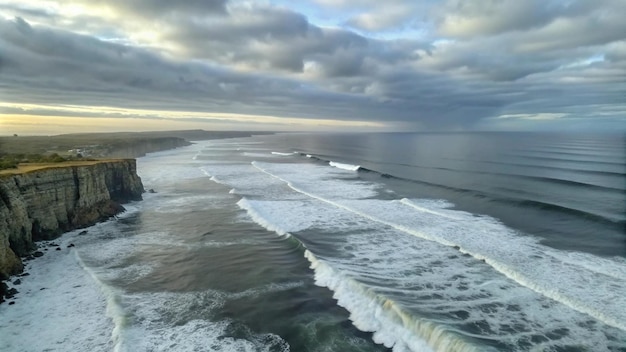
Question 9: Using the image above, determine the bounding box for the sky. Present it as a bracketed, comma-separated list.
[0, 0, 625, 134]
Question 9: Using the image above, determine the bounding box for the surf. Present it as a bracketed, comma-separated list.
[250, 161, 626, 332]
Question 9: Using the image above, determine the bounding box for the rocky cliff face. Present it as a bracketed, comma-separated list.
[0, 160, 144, 279]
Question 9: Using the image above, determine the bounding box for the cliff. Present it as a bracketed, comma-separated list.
[0, 160, 144, 279]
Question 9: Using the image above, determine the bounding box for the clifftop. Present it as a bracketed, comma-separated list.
[0, 160, 144, 284]
[0, 159, 130, 176]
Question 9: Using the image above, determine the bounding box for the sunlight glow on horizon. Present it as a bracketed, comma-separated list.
[0, 103, 387, 135]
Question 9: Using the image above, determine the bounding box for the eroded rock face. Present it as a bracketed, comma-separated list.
[0, 160, 143, 278]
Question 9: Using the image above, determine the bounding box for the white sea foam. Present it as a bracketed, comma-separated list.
[113, 290, 291, 352]
[367, 198, 626, 332]
[0, 231, 115, 352]
[305, 250, 486, 352]
[329, 161, 361, 171]
[245, 160, 626, 345]
[237, 197, 373, 238]
[238, 192, 624, 350]
[243, 152, 276, 158]
[271, 151, 295, 156]
[399, 198, 461, 220]
[201, 164, 305, 200]
[237, 198, 292, 237]
[253, 161, 380, 199]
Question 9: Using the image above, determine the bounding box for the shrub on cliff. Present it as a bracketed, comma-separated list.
[47, 153, 67, 163]
[0, 159, 18, 170]
[0, 153, 70, 170]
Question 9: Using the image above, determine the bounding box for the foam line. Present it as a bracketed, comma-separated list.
[271, 152, 294, 156]
[74, 251, 128, 352]
[329, 161, 361, 171]
[543, 251, 626, 281]
[305, 251, 485, 352]
[398, 198, 461, 220]
[237, 198, 291, 237]
[251, 162, 626, 332]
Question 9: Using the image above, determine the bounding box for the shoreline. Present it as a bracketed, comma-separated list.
[0, 159, 144, 300]
[0, 218, 130, 351]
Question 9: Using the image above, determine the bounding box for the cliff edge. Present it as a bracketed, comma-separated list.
[0, 160, 144, 279]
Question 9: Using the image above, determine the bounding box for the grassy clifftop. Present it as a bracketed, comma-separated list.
[0, 160, 128, 176]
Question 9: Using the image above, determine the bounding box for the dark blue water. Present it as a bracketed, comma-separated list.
[2, 132, 625, 352]
[256, 132, 626, 257]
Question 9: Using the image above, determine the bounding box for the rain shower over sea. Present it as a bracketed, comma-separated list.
[1, 132, 625, 352]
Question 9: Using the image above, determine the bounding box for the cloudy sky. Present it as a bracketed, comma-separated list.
[0, 0, 625, 134]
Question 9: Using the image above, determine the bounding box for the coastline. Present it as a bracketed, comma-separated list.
[0, 210, 142, 351]
[0, 131, 271, 303]
[0, 159, 145, 302]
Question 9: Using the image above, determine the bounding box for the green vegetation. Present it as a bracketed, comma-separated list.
[0, 153, 92, 171]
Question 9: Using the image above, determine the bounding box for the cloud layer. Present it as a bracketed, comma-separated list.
[0, 0, 624, 131]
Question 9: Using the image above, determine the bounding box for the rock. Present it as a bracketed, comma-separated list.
[0, 281, 8, 302]
[18, 272, 29, 277]
[5, 287, 18, 298]
[67, 243, 75, 248]
[55, 247, 61, 251]
[8, 301, 15, 305]
[148, 188, 156, 193]
[33, 251, 44, 257]
[79, 230, 88, 236]
[13, 279, 21, 285]
[0, 160, 144, 279]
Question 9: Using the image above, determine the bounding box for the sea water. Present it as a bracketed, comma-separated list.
[1, 132, 625, 351]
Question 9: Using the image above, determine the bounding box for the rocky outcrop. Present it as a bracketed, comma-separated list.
[0, 160, 143, 279]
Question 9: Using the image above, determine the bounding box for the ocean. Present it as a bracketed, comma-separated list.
[1, 132, 625, 352]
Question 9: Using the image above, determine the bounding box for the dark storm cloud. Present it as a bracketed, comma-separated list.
[0, 15, 490, 129]
[163, 5, 378, 73]
[434, 0, 622, 38]
[0, 0, 624, 130]
[0, 17, 382, 121]
[91, 0, 227, 16]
